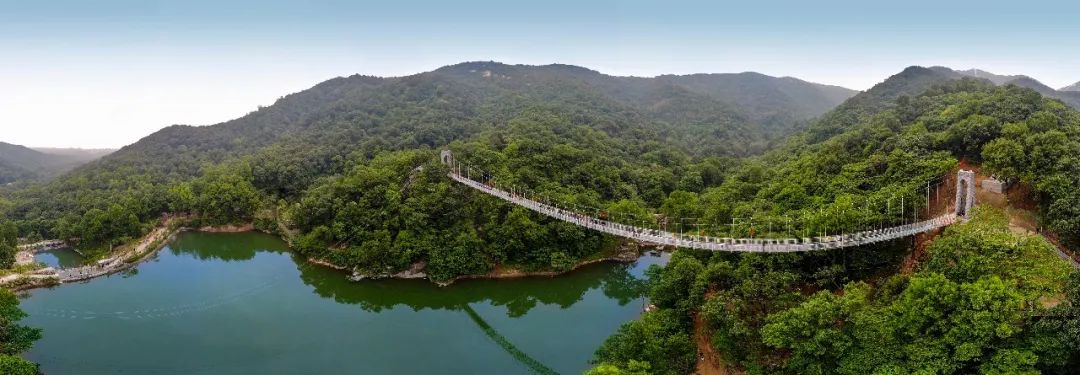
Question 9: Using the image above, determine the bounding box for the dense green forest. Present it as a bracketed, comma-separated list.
[0, 62, 855, 279]
[0, 288, 41, 374]
[590, 70, 1080, 374]
[594, 209, 1078, 374]
[3, 62, 1080, 373]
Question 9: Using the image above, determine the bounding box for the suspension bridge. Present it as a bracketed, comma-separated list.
[441, 150, 973, 253]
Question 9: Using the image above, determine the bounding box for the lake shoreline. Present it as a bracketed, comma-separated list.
[22, 226, 663, 375]
[12, 218, 662, 291]
[430, 249, 643, 287]
[10, 220, 256, 292]
[312, 240, 652, 286]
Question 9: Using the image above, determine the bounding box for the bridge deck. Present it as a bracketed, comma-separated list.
[450, 172, 956, 252]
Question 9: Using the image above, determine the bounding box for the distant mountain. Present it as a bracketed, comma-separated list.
[650, 72, 856, 131]
[938, 67, 1080, 109]
[33, 61, 857, 191]
[806, 66, 964, 141]
[432, 63, 857, 135]
[0, 142, 113, 184]
[951, 68, 1022, 85]
[31, 148, 114, 161]
[1061, 81, 1080, 92]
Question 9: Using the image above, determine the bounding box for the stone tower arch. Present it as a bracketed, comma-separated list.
[955, 170, 976, 217]
[440, 150, 454, 165]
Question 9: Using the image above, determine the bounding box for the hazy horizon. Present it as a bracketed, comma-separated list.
[3, 0, 1078, 148]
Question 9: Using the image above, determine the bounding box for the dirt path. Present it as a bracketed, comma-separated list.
[693, 292, 735, 375]
[964, 167, 1080, 268]
[693, 314, 730, 375]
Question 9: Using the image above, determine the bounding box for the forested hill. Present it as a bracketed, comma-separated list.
[52, 62, 855, 183]
[804, 66, 965, 141]
[0, 62, 862, 278]
[108, 62, 856, 171]
[592, 71, 1080, 374]
[651, 72, 855, 132]
[804, 65, 1080, 143]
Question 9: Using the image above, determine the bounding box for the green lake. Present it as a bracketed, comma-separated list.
[34, 248, 88, 269]
[20, 231, 667, 374]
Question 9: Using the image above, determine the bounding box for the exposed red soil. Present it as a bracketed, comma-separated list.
[693, 292, 739, 375]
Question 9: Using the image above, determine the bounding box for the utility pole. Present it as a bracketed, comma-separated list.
[841, 209, 846, 237]
[886, 197, 891, 227]
[926, 181, 931, 219]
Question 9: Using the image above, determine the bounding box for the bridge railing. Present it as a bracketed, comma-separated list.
[449, 169, 956, 253]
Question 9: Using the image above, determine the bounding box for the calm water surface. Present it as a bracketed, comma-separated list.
[34, 248, 87, 269]
[21, 232, 668, 374]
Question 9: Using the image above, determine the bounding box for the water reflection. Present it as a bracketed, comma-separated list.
[25, 232, 668, 375]
[292, 253, 650, 316]
[164, 231, 655, 316]
[34, 248, 87, 268]
[168, 231, 288, 261]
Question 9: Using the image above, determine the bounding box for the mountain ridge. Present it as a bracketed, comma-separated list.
[934, 66, 1080, 108]
[0, 142, 112, 184]
[71, 62, 859, 185]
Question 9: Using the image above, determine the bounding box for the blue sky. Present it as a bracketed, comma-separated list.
[2, 0, 1079, 148]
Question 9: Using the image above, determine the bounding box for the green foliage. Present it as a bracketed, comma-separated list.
[0, 289, 41, 357]
[584, 361, 652, 375]
[1027, 272, 1080, 374]
[922, 207, 1071, 299]
[593, 309, 696, 375]
[3, 63, 1080, 374]
[1, 63, 850, 246]
[701, 253, 803, 370]
[0, 354, 38, 375]
[189, 167, 261, 225]
[757, 209, 1069, 374]
[597, 76, 1080, 374]
[646, 252, 705, 313]
[73, 204, 141, 250]
[0, 221, 16, 269]
[760, 282, 871, 375]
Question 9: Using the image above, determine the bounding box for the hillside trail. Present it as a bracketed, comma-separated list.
[903, 164, 1079, 272]
[694, 318, 735, 375]
[966, 167, 1080, 268]
[693, 291, 737, 375]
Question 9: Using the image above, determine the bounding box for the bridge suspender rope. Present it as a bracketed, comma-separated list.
[441, 150, 968, 253]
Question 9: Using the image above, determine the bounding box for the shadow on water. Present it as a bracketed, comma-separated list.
[463, 303, 560, 375]
[168, 231, 290, 261]
[294, 255, 647, 316]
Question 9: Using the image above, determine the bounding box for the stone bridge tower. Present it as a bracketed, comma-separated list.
[955, 169, 976, 217]
[440, 150, 454, 166]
